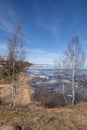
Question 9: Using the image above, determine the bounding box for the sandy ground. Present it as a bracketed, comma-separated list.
[0, 72, 34, 106]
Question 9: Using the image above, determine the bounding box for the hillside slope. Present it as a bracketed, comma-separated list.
[0, 102, 87, 130]
[0, 72, 87, 130]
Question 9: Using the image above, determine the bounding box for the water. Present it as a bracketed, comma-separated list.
[27, 64, 87, 99]
[28, 64, 56, 88]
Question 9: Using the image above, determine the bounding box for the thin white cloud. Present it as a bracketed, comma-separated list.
[36, 19, 60, 39]
[27, 48, 58, 56]
[0, 1, 16, 33]
[26, 48, 87, 67]
[34, 4, 60, 39]
[0, 17, 13, 33]
[26, 48, 59, 64]
[45, 23, 60, 39]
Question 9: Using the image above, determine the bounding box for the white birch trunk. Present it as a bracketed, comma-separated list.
[11, 46, 16, 107]
[72, 55, 75, 105]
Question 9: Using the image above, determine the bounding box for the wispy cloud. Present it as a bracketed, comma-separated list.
[0, 17, 13, 33]
[34, 3, 60, 39]
[0, 1, 16, 33]
[26, 48, 59, 64]
[45, 23, 60, 39]
[36, 18, 60, 39]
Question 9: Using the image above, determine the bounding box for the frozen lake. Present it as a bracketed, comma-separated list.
[27, 64, 87, 100]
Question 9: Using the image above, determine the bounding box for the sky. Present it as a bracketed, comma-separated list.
[0, 0, 87, 64]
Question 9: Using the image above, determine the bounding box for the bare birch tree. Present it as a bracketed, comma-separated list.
[64, 36, 86, 105]
[7, 23, 26, 107]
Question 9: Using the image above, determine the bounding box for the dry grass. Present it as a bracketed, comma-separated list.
[0, 98, 87, 130]
[0, 72, 87, 130]
[46, 102, 87, 130]
[0, 102, 87, 130]
[0, 105, 77, 130]
[0, 72, 34, 106]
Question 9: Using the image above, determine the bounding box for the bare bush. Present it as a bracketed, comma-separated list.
[32, 85, 66, 108]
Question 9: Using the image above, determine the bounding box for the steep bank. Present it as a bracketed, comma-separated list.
[0, 72, 34, 106]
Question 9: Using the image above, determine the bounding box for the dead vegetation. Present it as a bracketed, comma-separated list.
[0, 70, 87, 130]
[0, 72, 34, 106]
[0, 102, 87, 130]
[46, 102, 87, 130]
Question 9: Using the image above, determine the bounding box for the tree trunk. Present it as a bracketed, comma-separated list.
[72, 56, 75, 105]
[11, 84, 16, 107]
[61, 80, 68, 105]
[11, 47, 16, 107]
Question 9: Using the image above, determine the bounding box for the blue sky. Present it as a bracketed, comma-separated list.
[0, 0, 87, 64]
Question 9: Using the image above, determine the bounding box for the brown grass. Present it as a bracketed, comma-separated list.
[0, 72, 87, 130]
[0, 105, 77, 130]
[0, 72, 34, 106]
[46, 102, 87, 130]
[0, 102, 87, 130]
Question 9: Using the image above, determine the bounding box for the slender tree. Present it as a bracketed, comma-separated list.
[7, 23, 26, 107]
[64, 36, 86, 105]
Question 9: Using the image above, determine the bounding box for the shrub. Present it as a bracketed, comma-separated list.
[32, 86, 66, 108]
